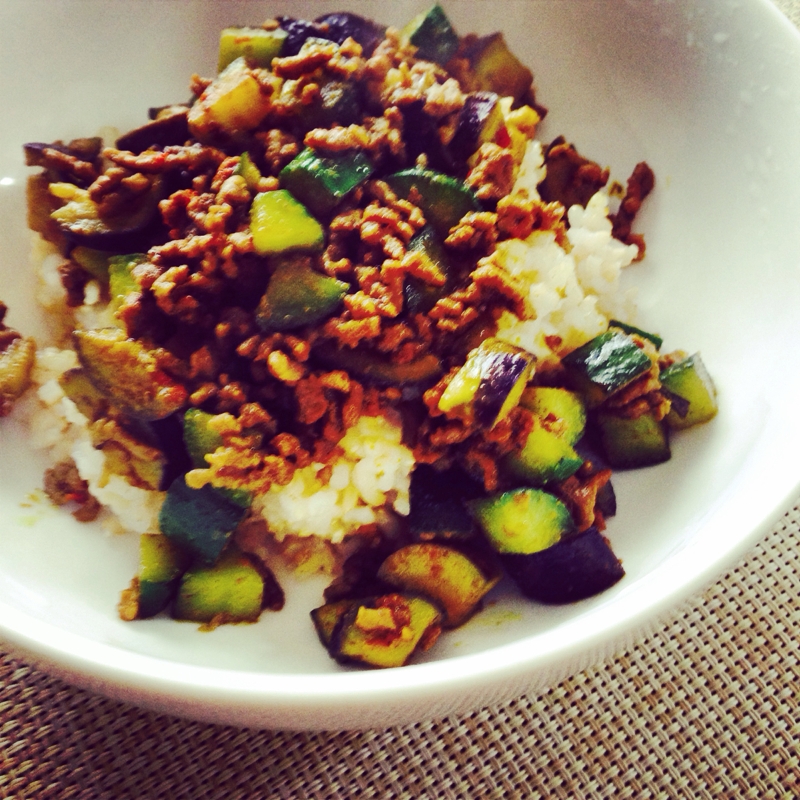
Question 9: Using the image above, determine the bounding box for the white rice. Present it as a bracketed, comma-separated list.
[23, 136, 642, 550]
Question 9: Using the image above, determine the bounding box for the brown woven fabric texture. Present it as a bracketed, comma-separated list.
[1, 503, 799, 799]
[4, 2, 800, 797]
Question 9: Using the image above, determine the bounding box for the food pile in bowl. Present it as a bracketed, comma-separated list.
[3, 4, 717, 670]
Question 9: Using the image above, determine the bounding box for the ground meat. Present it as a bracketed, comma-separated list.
[43, 459, 101, 522]
[465, 143, 516, 202]
[538, 137, 610, 211]
[610, 161, 655, 258]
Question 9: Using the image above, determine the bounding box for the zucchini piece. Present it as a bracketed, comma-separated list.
[250, 190, 325, 255]
[401, 4, 459, 65]
[385, 167, 480, 238]
[311, 599, 358, 648]
[438, 338, 535, 428]
[137, 533, 189, 619]
[174, 548, 283, 624]
[503, 416, 584, 486]
[159, 475, 247, 565]
[188, 57, 273, 140]
[377, 543, 500, 628]
[280, 146, 374, 218]
[330, 594, 442, 669]
[562, 330, 652, 408]
[609, 319, 663, 351]
[255, 255, 348, 331]
[58, 367, 107, 420]
[182, 408, 223, 469]
[296, 79, 362, 130]
[218, 26, 287, 72]
[73, 327, 187, 420]
[108, 253, 145, 308]
[403, 226, 453, 314]
[234, 152, 263, 192]
[71, 246, 111, 283]
[408, 464, 483, 543]
[470, 487, 575, 555]
[594, 409, 670, 469]
[660, 353, 718, 430]
[502, 526, 625, 604]
[313, 342, 443, 386]
[0, 337, 35, 405]
[448, 92, 505, 165]
[463, 32, 534, 104]
[519, 386, 587, 445]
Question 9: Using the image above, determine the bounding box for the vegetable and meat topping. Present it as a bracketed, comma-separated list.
[16, 4, 717, 669]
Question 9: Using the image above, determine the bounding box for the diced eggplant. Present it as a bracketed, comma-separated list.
[276, 17, 331, 57]
[313, 342, 443, 387]
[70, 246, 111, 283]
[119, 533, 189, 620]
[377, 543, 500, 628]
[49, 176, 166, 252]
[314, 12, 387, 56]
[519, 386, 587, 445]
[73, 327, 187, 420]
[280, 146, 374, 218]
[462, 33, 534, 104]
[594, 409, 670, 469]
[397, 99, 458, 175]
[23, 139, 102, 184]
[403, 226, 453, 314]
[115, 108, 189, 154]
[470, 487, 575, 555]
[255, 255, 348, 332]
[448, 92, 504, 165]
[501, 526, 625, 604]
[188, 57, 274, 141]
[173, 547, 284, 624]
[159, 475, 247, 565]
[609, 319, 663, 351]
[408, 464, 484, 543]
[322, 538, 399, 604]
[217, 26, 287, 72]
[385, 167, 480, 238]
[562, 330, 653, 408]
[438, 338, 535, 428]
[660, 353, 718, 430]
[538, 138, 610, 210]
[401, 4, 459, 66]
[250, 190, 325, 255]
[328, 594, 442, 669]
[90, 417, 166, 491]
[503, 416, 584, 486]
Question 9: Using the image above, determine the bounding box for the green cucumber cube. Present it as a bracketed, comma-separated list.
[250, 189, 325, 255]
[661, 353, 718, 430]
[595, 410, 670, 469]
[218, 26, 287, 72]
[402, 4, 459, 65]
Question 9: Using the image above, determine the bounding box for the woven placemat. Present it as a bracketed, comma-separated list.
[3, 1, 800, 796]
[1, 503, 799, 799]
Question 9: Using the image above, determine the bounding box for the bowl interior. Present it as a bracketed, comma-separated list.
[2, 0, 800, 728]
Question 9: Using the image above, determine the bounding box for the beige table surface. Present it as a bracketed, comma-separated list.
[3, 3, 800, 798]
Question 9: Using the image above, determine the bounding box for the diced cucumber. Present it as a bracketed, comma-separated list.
[502, 526, 625, 604]
[173, 548, 271, 624]
[403, 226, 453, 314]
[137, 533, 189, 619]
[159, 475, 247, 565]
[470, 487, 575, 555]
[182, 408, 223, 469]
[330, 594, 442, 669]
[255, 255, 348, 331]
[401, 4, 459, 65]
[280, 147, 374, 218]
[660, 353, 718, 430]
[594, 410, 670, 469]
[250, 190, 325, 255]
[562, 330, 652, 408]
[386, 167, 480, 238]
[234, 152, 262, 191]
[609, 319, 663, 350]
[519, 386, 587, 445]
[296, 79, 362, 130]
[218, 26, 287, 72]
[503, 417, 584, 486]
[377, 543, 500, 628]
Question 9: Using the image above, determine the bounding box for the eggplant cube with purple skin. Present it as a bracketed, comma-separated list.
[438, 338, 535, 428]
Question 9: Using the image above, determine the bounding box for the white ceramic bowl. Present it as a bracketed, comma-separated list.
[2, 0, 800, 730]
